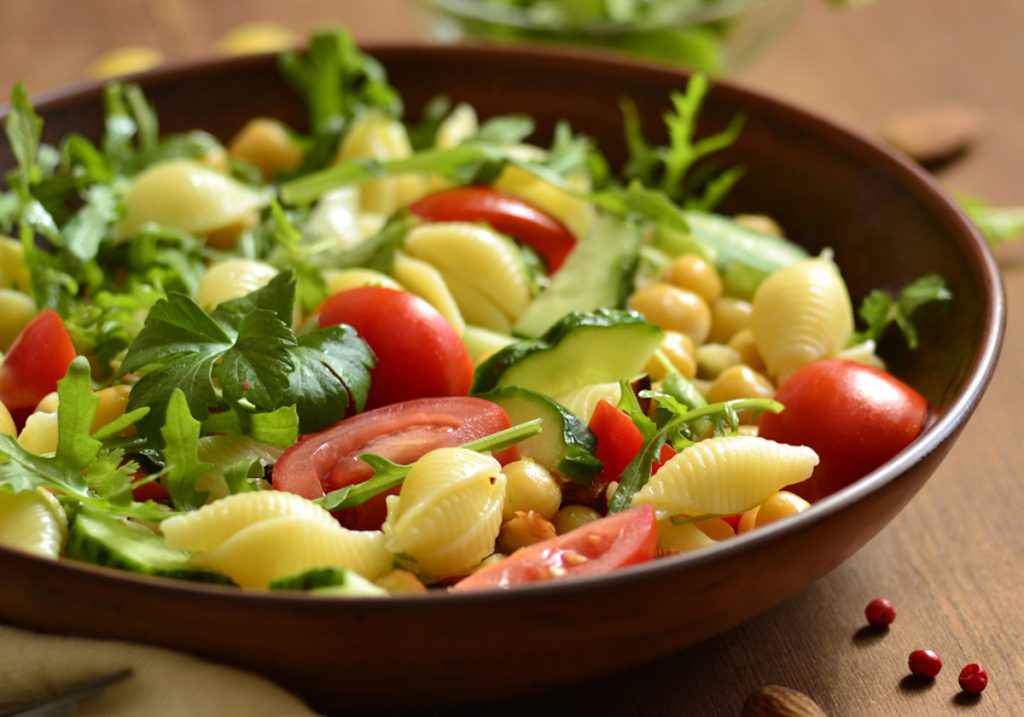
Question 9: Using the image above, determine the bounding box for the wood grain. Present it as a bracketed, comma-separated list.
[0, 1, 1021, 715]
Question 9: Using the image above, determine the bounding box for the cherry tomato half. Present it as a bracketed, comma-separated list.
[409, 187, 578, 272]
[0, 309, 76, 423]
[453, 505, 657, 591]
[272, 397, 518, 530]
[319, 287, 473, 410]
[758, 359, 928, 502]
[589, 400, 644, 485]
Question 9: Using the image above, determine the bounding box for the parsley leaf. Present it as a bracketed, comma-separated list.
[288, 325, 375, 433]
[160, 389, 212, 510]
[960, 197, 1024, 248]
[852, 274, 952, 349]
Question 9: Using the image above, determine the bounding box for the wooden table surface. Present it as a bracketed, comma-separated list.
[2, 1, 1021, 715]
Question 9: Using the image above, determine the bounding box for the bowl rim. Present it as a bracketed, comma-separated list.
[0, 42, 1005, 610]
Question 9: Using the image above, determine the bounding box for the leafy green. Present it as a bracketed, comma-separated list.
[620, 74, 745, 205]
[852, 274, 952, 349]
[62, 184, 121, 263]
[409, 95, 454, 150]
[223, 459, 265, 495]
[617, 379, 656, 440]
[960, 197, 1024, 248]
[0, 357, 166, 521]
[159, 389, 212, 510]
[120, 271, 373, 436]
[5, 83, 43, 197]
[316, 419, 543, 511]
[608, 397, 783, 513]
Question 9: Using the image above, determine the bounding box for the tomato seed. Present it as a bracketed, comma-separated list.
[908, 649, 942, 678]
[958, 663, 988, 695]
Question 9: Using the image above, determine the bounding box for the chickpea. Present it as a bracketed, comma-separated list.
[501, 459, 562, 521]
[323, 268, 402, 297]
[628, 283, 711, 345]
[0, 236, 30, 292]
[645, 330, 697, 381]
[708, 297, 753, 344]
[734, 214, 784, 237]
[0, 289, 35, 351]
[695, 343, 742, 380]
[497, 511, 557, 553]
[88, 46, 163, 80]
[18, 412, 59, 455]
[728, 329, 765, 372]
[374, 569, 427, 595]
[0, 403, 15, 438]
[738, 491, 810, 533]
[35, 384, 132, 434]
[228, 118, 304, 180]
[217, 22, 297, 56]
[553, 505, 601, 535]
[197, 258, 277, 310]
[662, 255, 723, 304]
[695, 517, 735, 541]
[707, 365, 775, 423]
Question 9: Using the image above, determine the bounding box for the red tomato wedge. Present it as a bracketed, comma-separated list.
[319, 287, 473, 410]
[0, 309, 76, 422]
[453, 505, 658, 591]
[409, 187, 578, 272]
[759, 359, 927, 502]
[273, 397, 518, 530]
[589, 400, 645, 484]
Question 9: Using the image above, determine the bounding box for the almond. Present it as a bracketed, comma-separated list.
[742, 685, 827, 717]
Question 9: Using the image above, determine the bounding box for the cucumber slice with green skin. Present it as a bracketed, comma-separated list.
[474, 309, 663, 398]
[514, 215, 640, 338]
[66, 509, 233, 584]
[483, 387, 602, 483]
[269, 567, 386, 596]
[681, 211, 808, 298]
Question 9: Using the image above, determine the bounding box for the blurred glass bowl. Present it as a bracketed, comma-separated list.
[423, 0, 804, 74]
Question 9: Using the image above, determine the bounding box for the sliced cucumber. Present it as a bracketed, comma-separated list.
[66, 508, 233, 584]
[514, 215, 640, 338]
[682, 211, 808, 298]
[483, 387, 602, 483]
[269, 566, 386, 596]
[462, 325, 516, 366]
[474, 309, 663, 397]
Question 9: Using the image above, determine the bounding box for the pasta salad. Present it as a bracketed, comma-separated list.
[0, 29, 951, 595]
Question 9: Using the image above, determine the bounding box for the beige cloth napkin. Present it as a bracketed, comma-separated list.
[0, 624, 315, 716]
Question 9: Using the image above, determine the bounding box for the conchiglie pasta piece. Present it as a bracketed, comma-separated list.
[192, 517, 392, 588]
[404, 222, 532, 329]
[751, 257, 854, 381]
[391, 251, 465, 334]
[337, 113, 427, 214]
[383, 447, 505, 579]
[196, 259, 277, 310]
[0, 489, 67, 559]
[323, 268, 402, 296]
[493, 164, 595, 241]
[0, 403, 15, 438]
[436, 103, 478, 149]
[444, 277, 513, 333]
[632, 436, 819, 517]
[837, 339, 887, 371]
[0, 289, 36, 351]
[556, 382, 623, 423]
[116, 160, 267, 242]
[304, 187, 367, 251]
[161, 490, 336, 553]
[18, 412, 59, 455]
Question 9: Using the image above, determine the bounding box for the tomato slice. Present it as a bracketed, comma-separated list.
[272, 397, 518, 530]
[409, 187, 578, 272]
[453, 505, 657, 591]
[651, 443, 677, 474]
[0, 310, 76, 421]
[590, 400, 645, 484]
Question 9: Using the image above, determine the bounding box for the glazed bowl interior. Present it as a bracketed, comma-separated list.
[0, 44, 1003, 710]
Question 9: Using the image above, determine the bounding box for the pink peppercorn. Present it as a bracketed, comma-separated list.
[865, 598, 895, 628]
[958, 663, 988, 695]
[908, 649, 942, 678]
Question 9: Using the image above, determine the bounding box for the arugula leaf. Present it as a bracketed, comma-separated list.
[408, 95, 453, 150]
[852, 274, 952, 349]
[5, 83, 43, 197]
[620, 74, 745, 205]
[316, 419, 544, 511]
[472, 115, 535, 145]
[62, 184, 120, 263]
[617, 379, 656, 440]
[159, 389, 212, 510]
[959, 197, 1024, 248]
[0, 357, 167, 521]
[223, 458, 265, 495]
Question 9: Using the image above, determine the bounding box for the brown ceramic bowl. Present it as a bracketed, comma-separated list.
[0, 45, 1004, 711]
